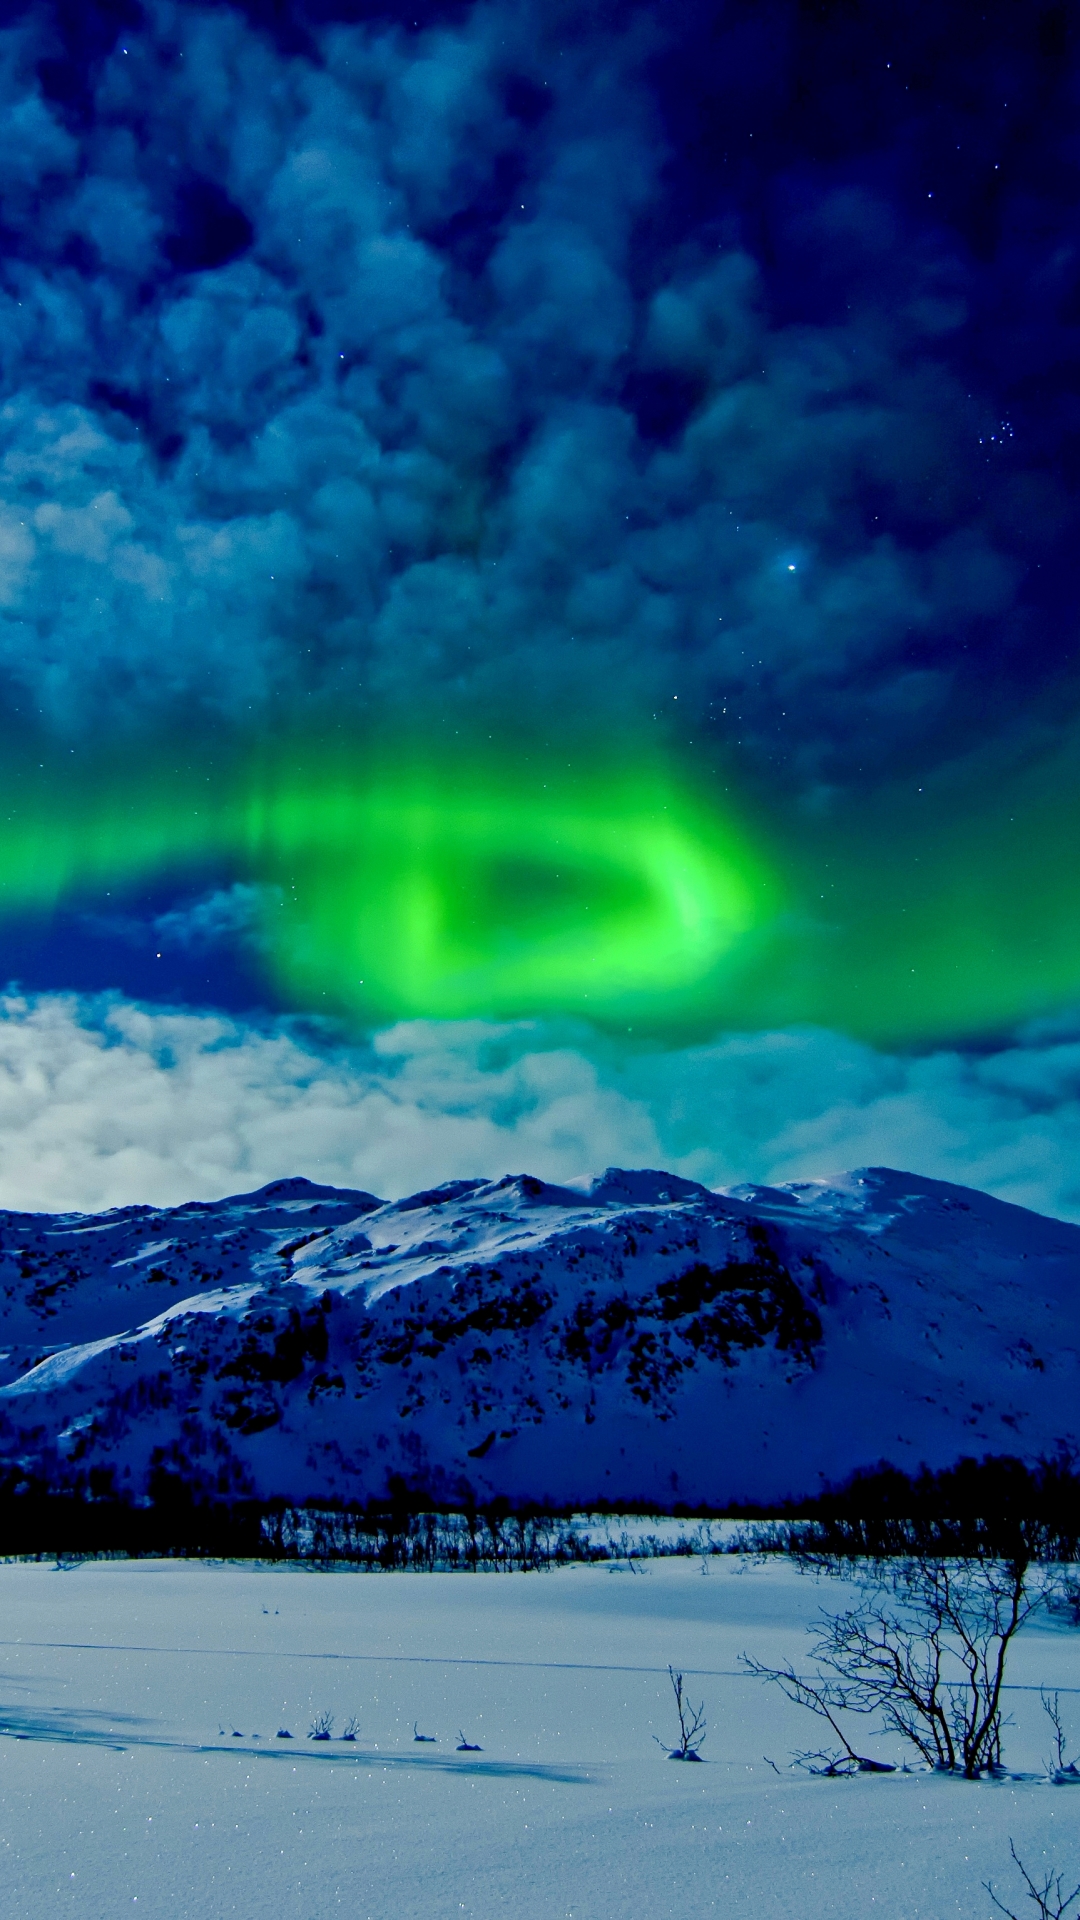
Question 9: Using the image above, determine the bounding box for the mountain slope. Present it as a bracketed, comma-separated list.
[0, 1166, 1077, 1507]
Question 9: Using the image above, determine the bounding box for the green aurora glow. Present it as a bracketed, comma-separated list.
[1, 733, 1078, 1043]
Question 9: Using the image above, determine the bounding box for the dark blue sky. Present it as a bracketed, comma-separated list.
[0, 0, 1077, 1016]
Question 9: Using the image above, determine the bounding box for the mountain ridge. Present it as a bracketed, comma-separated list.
[0, 1165, 1076, 1508]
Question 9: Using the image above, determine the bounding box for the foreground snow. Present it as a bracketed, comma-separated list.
[1, 1554, 1079, 1917]
[2, 1164, 1080, 1506]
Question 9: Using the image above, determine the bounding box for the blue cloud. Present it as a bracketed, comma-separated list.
[0, 0, 1070, 803]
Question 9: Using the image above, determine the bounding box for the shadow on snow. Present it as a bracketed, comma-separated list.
[0, 1710, 593, 1782]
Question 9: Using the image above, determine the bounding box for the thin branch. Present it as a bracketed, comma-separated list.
[662, 1666, 706, 1757]
[985, 1840, 1080, 1920]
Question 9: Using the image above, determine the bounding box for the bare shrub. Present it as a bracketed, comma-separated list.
[654, 1665, 706, 1761]
[341, 1715, 360, 1742]
[1042, 1692, 1080, 1783]
[745, 1554, 1040, 1778]
[1047, 1576, 1080, 1627]
[308, 1711, 334, 1741]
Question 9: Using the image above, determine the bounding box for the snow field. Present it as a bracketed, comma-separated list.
[0, 1555, 1078, 1917]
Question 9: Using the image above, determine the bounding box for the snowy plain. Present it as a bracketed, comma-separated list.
[1, 1554, 1080, 1917]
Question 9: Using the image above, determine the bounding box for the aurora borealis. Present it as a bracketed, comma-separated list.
[0, 742, 771, 1024]
[5, 728, 1080, 1044]
[1, 1, 1080, 1215]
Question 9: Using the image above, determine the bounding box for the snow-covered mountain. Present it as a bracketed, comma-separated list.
[0, 1165, 1077, 1509]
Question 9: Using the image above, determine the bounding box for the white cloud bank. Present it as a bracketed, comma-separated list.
[0, 991, 1077, 1222]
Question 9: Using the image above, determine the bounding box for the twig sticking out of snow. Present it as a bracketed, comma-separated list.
[414, 1722, 436, 1742]
[789, 1746, 894, 1777]
[456, 1731, 482, 1751]
[987, 1840, 1080, 1919]
[653, 1666, 706, 1761]
[1043, 1693, 1080, 1783]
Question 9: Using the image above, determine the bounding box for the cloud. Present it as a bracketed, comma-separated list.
[152, 883, 280, 952]
[2, 991, 1080, 1222]
[0, 1, 1071, 799]
[0, 993, 663, 1213]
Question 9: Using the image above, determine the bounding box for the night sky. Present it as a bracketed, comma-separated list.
[2, 0, 1080, 1217]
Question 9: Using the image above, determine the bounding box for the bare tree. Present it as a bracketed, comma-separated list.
[987, 1841, 1080, 1919]
[654, 1665, 706, 1761]
[744, 1553, 1040, 1778]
